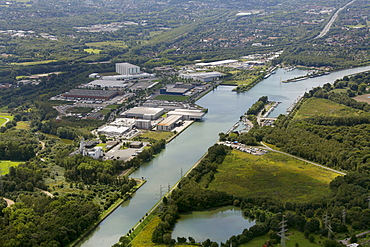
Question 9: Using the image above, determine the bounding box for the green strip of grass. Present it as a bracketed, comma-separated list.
[208, 150, 340, 203]
[0, 160, 22, 175]
[154, 95, 189, 101]
[11, 60, 58, 66]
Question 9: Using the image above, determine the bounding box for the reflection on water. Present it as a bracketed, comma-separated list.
[172, 206, 255, 243]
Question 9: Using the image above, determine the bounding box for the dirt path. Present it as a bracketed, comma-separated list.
[35, 188, 54, 198]
[2, 197, 15, 207]
[260, 142, 346, 175]
[0, 117, 10, 127]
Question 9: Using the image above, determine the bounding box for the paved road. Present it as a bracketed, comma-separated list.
[260, 142, 346, 176]
[315, 0, 356, 39]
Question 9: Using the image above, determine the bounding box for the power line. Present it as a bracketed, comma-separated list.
[277, 215, 289, 247]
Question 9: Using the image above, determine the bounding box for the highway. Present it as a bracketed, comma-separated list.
[315, 0, 356, 39]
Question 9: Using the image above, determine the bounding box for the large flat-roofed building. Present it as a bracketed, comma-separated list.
[121, 107, 164, 120]
[157, 115, 182, 131]
[98, 125, 129, 136]
[82, 79, 129, 89]
[62, 89, 118, 100]
[167, 109, 206, 121]
[116, 63, 140, 75]
[179, 72, 224, 82]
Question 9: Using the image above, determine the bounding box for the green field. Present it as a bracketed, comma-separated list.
[15, 121, 30, 129]
[85, 41, 128, 48]
[241, 229, 323, 247]
[154, 95, 189, 101]
[106, 104, 120, 109]
[98, 109, 111, 115]
[294, 97, 370, 119]
[0, 160, 22, 175]
[139, 131, 173, 141]
[208, 150, 340, 203]
[84, 48, 102, 54]
[11, 60, 58, 66]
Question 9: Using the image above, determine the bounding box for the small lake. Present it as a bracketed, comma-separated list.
[171, 206, 255, 243]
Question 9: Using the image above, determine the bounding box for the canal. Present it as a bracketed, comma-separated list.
[79, 66, 370, 247]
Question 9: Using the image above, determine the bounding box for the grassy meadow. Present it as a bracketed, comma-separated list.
[0, 160, 22, 174]
[154, 95, 189, 101]
[208, 150, 340, 203]
[294, 97, 370, 119]
[85, 41, 128, 48]
[84, 48, 102, 54]
[139, 131, 173, 141]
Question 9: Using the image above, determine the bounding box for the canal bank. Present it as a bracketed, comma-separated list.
[78, 66, 370, 247]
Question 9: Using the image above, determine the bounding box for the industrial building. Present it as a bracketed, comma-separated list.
[116, 63, 140, 75]
[100, 73, 155, 81]
[62, 89, 118, 101]
[159, 84, 194, 96]
[82, 79, 129, 89]
[167, 109, 206, 121]
[121, 107, 164, 120]
[179, 72, 224, 82]
[110, 118, 136, 128]
[157, 115, 183, 131]
[135, 119, 152, 129]
[98, 125, 130, 136]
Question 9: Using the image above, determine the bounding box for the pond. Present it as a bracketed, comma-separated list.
[171, 206, 255, 243]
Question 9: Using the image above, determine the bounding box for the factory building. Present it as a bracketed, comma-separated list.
[62, 89, 118, 101]
[116, 63, 140, 75]
[167, 109, 206, 121]
[98, 125, 130, 136]
[135, 119, 152, 129]
[157, 115, 183, 131]
[121, 107, 164, 120]
[100, 73, 155, 80]
[179, 72, 224, 82]
[160, 84, 194, 96]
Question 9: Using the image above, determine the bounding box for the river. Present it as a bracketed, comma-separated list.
[78, 65, 370, 247]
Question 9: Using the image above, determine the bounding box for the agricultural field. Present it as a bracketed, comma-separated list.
[138, 131, 173, 141]
[0, 160, 22, 175]
[241, 229, 323, 247]
[294, 97, 370, 119]
[208, 150, 340, 203]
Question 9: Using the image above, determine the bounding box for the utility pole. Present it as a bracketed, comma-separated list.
[278, 215, 289, 247]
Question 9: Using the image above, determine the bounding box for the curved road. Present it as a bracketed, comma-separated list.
[260, 142, 346, 176]
[315, 0, 356, 39]
[0, 117, 10, 127]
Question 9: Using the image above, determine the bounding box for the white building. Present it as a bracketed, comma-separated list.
[98, 125, 130, 136]
[116, 63, 141, 75]
[167, 109, 206, 120]
[121, 107, 165, 120]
